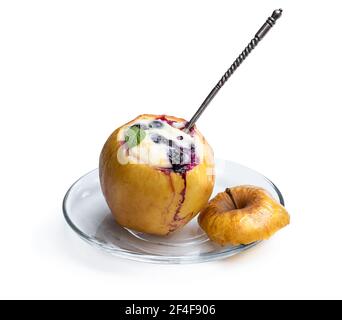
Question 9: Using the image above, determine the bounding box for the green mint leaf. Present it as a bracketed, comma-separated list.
[124, 126, 146, 148]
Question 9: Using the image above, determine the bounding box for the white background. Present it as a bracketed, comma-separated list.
[1, 0, 341, 300]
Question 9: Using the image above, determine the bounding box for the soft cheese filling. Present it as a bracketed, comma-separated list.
[117, 117, 203, 173]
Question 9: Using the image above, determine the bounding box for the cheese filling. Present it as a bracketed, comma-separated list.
[117, 117, 203, 172]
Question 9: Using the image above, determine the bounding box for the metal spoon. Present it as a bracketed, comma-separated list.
[185, 9, 283, 132]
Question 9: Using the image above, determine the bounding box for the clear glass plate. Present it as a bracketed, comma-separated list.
[63, 159, 284, 264]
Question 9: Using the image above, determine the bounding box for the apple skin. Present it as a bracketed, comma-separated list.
[198, 186, 290, 246]
[99, 114, 215, 236]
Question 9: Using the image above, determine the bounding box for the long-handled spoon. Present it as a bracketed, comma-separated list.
[185, 9, 283, 132]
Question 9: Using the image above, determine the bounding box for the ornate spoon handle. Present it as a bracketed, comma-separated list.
[185, 9, 283, 132]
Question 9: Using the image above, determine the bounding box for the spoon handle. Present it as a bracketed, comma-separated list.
[185, 9, 283, 131]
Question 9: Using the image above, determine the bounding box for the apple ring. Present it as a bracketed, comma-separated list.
[198, 186, 290, 246]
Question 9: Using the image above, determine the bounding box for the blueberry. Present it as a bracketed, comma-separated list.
[149, 120, 164, 129]
[151, 134, 167, 144]
[151, 135, 161, 144]
[177, 136, 184, 140]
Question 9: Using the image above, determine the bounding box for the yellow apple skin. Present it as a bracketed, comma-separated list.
[198, 186, 290, 246]
[99, 114, 215, 236]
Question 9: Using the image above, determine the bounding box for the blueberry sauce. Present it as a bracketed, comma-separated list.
[145, 116, 199, 233]
[161, 143, 198, 233]
[186, 124, 196, 137]
[166, 143, 198, 174]
[156, 115, 176, 127]
[168, 172, 187, 233]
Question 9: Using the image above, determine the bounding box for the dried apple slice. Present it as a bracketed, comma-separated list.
[198, 186, 290, 246]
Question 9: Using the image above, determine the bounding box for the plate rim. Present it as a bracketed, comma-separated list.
[62, 160, 285, 264]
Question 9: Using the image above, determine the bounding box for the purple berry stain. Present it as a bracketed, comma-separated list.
[152, 116, 200, 233]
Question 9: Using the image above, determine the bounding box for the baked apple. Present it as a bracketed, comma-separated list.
[99, 114, 215, 236]
[198, 186, 290, 246]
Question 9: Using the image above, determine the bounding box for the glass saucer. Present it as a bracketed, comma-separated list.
[63, 159, 284, 264]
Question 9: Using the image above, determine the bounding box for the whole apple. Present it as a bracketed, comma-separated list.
[99, 114, 215, 236]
